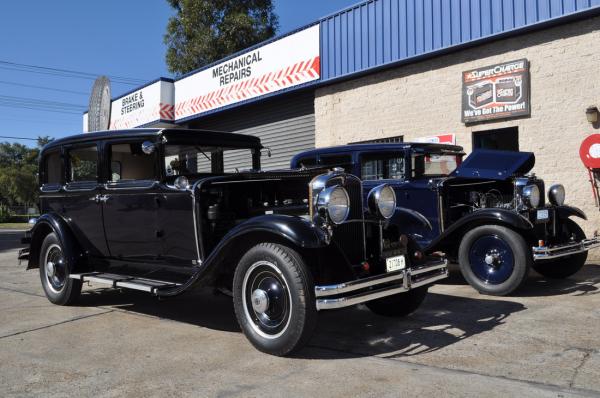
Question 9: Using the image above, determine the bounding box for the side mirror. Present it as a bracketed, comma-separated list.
[262, 147, 272, 158]
[141, 141, 156, 155]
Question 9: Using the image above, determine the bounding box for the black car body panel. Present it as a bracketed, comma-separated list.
[451, 149, 535, 180]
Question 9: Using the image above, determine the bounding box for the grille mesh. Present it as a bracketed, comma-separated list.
[331, 175, 365, 265]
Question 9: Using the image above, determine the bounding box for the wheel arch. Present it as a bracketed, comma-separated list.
[427, 209, 535, 257]
[27, 214, 83, 272]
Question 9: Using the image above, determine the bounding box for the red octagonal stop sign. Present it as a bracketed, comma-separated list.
[580, 134, 600, 169]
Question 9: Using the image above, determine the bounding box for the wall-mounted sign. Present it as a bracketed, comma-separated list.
[108, 79, 174, 130]
[461, 59, 530, 124]
[175, 24, 320, 121]
[415, 134, 456, 145]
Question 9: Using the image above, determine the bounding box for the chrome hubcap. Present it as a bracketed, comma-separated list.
[251, 289, 269, 313]
[45, 244, 66, 293]
[46, 261, 56, 277]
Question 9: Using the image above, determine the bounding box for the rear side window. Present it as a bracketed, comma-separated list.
[320, 154, 352, 172]
[109, 143, 156, 182]
[43, 151, 62, 184]
[68, 146, 98, 182]
[361, 155, 405, 181]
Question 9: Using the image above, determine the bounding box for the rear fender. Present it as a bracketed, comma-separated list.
[27, 213, 83, 272]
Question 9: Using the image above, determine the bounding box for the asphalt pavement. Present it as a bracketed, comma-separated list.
[1, 229, 600, 397]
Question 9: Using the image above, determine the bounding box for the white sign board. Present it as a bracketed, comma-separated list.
[175, 24, 320, 121]
[109, 79, 175, 130]
[414, 134, 456, 145]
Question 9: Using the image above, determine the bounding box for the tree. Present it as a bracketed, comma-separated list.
[164, 0, 279, 75]
[0, 137, 53, 208]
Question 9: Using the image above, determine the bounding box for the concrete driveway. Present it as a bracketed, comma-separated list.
[1, 229, 600, 397]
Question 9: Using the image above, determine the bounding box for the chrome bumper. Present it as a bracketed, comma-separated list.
[314, 259, 448, 310]
[533, 236, 600, 261]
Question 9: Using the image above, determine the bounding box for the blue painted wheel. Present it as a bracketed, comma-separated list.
[468, 235, 515, 284]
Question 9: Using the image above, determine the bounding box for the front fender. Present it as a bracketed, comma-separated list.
[27, 213, 82, 271]
[426, 208, 533, 252]
[157, 214, 330, 297]
[556, 205, 587, 221]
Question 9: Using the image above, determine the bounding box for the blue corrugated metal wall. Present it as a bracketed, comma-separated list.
[320, 0, 600, 81]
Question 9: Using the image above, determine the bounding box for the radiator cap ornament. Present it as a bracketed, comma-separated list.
[88, 76, 111, 132]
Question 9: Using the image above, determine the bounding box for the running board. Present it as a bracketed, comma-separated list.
[69, 272, 181, 294]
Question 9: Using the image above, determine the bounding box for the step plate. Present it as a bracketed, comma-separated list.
[70, 272, 180, 294]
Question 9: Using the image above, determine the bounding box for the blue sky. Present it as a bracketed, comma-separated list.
[0, 0, 355, 145]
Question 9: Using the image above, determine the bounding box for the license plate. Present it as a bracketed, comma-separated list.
[386, 255, 406, 273]
[537, 209, 549, 221]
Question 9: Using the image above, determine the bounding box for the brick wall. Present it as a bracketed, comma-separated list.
[315, 16, 600, 259]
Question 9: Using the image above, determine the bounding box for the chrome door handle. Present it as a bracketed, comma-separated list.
[98, 194, 110, 203]
[89, 195, 99, 202]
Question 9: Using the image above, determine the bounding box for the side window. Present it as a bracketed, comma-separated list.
[295, 156, 317, 168]
[43, 150, 62, 185]
[320, 154, 352, 172]
[109, 143, 156, 182]
[68, 146, 98, 182]
[361, 155, 405, 181]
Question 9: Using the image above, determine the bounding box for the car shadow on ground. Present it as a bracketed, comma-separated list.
[76, 286, 525, 359]
[439, 262, 600, 297]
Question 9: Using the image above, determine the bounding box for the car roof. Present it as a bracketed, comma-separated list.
[292, 142, 464, 160]
[41, 128, 262, 154]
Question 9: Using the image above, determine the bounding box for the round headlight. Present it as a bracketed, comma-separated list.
[368, 184, 397, 219]
[317, 185, 350, 224]
[522, 185, 540, 208]
[174, 176, 190, 190]
[548, 184, 565, 206]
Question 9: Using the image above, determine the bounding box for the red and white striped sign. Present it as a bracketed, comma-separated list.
[109, 80, 175, 130]
[175, 25, 320, 121]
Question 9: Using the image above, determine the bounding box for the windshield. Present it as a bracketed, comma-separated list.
[412, 153, 462, 177]
[163, 144, 257, 176]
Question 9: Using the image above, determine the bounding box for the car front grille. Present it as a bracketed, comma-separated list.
[331, 175, 366, 265]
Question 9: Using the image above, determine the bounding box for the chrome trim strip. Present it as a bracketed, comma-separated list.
[315, 270, 405, 297]
[116, 281, 153, 292]
[533, 237, 600, 261]
[315, 260, 448, 310]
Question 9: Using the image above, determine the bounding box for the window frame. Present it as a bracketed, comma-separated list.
[359, 151, 408, 182]
[40, 148, 64, 193]
[103, 138, 160, 190]
[64, 143, 101, 191]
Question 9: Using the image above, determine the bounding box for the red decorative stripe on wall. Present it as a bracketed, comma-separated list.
[176, 55, 320, 119]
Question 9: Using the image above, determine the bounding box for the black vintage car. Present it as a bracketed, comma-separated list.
[20, 128, 447, 356]
[292, 144, 600, 296]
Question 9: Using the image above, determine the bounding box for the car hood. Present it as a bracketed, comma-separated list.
[451, 149, 535, 180]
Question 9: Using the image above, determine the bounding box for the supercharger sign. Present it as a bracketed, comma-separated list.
[175, 24, 320, 121]
[108, 79, 175, 130]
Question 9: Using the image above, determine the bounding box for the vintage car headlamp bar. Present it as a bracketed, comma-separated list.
[548, 184, 565, 206]
[316, 185, 350, 224]
[367, 184, 397, 219]
[522, 184, 540, 208]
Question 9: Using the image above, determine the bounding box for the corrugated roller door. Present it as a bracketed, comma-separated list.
[188, 91, 315, 170]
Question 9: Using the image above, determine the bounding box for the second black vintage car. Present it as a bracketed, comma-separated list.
[20, 128, 447, 356]
[292, 143, 600, 296]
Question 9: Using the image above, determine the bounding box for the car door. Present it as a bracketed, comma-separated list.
[62, 143, 110, 257]
[101, 139, 162, 262]
[359, 150, 440, 248]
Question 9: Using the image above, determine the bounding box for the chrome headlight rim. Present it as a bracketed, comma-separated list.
[367, 184, 397, 220]
[316, 185, 350, 225]
[522, 184, 540, 208]
[174, 175, 190, 190]
[548, 184, 565, 206]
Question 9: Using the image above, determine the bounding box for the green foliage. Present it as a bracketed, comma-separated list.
[164, 0, 279, 75]
[0, 137, 53, 208]
[0, 204, 10, 223]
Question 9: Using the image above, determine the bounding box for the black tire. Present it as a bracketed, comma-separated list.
[232, 243, 317, 356]
[365, 286, 428, 317]
[533, 219, 587, 279]
[39, 233, 82, 305]
[458, 225, 530, 296]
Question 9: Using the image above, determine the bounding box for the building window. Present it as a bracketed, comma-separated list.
[349, 135, 404, 144]
[472, 127, 519, 151]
